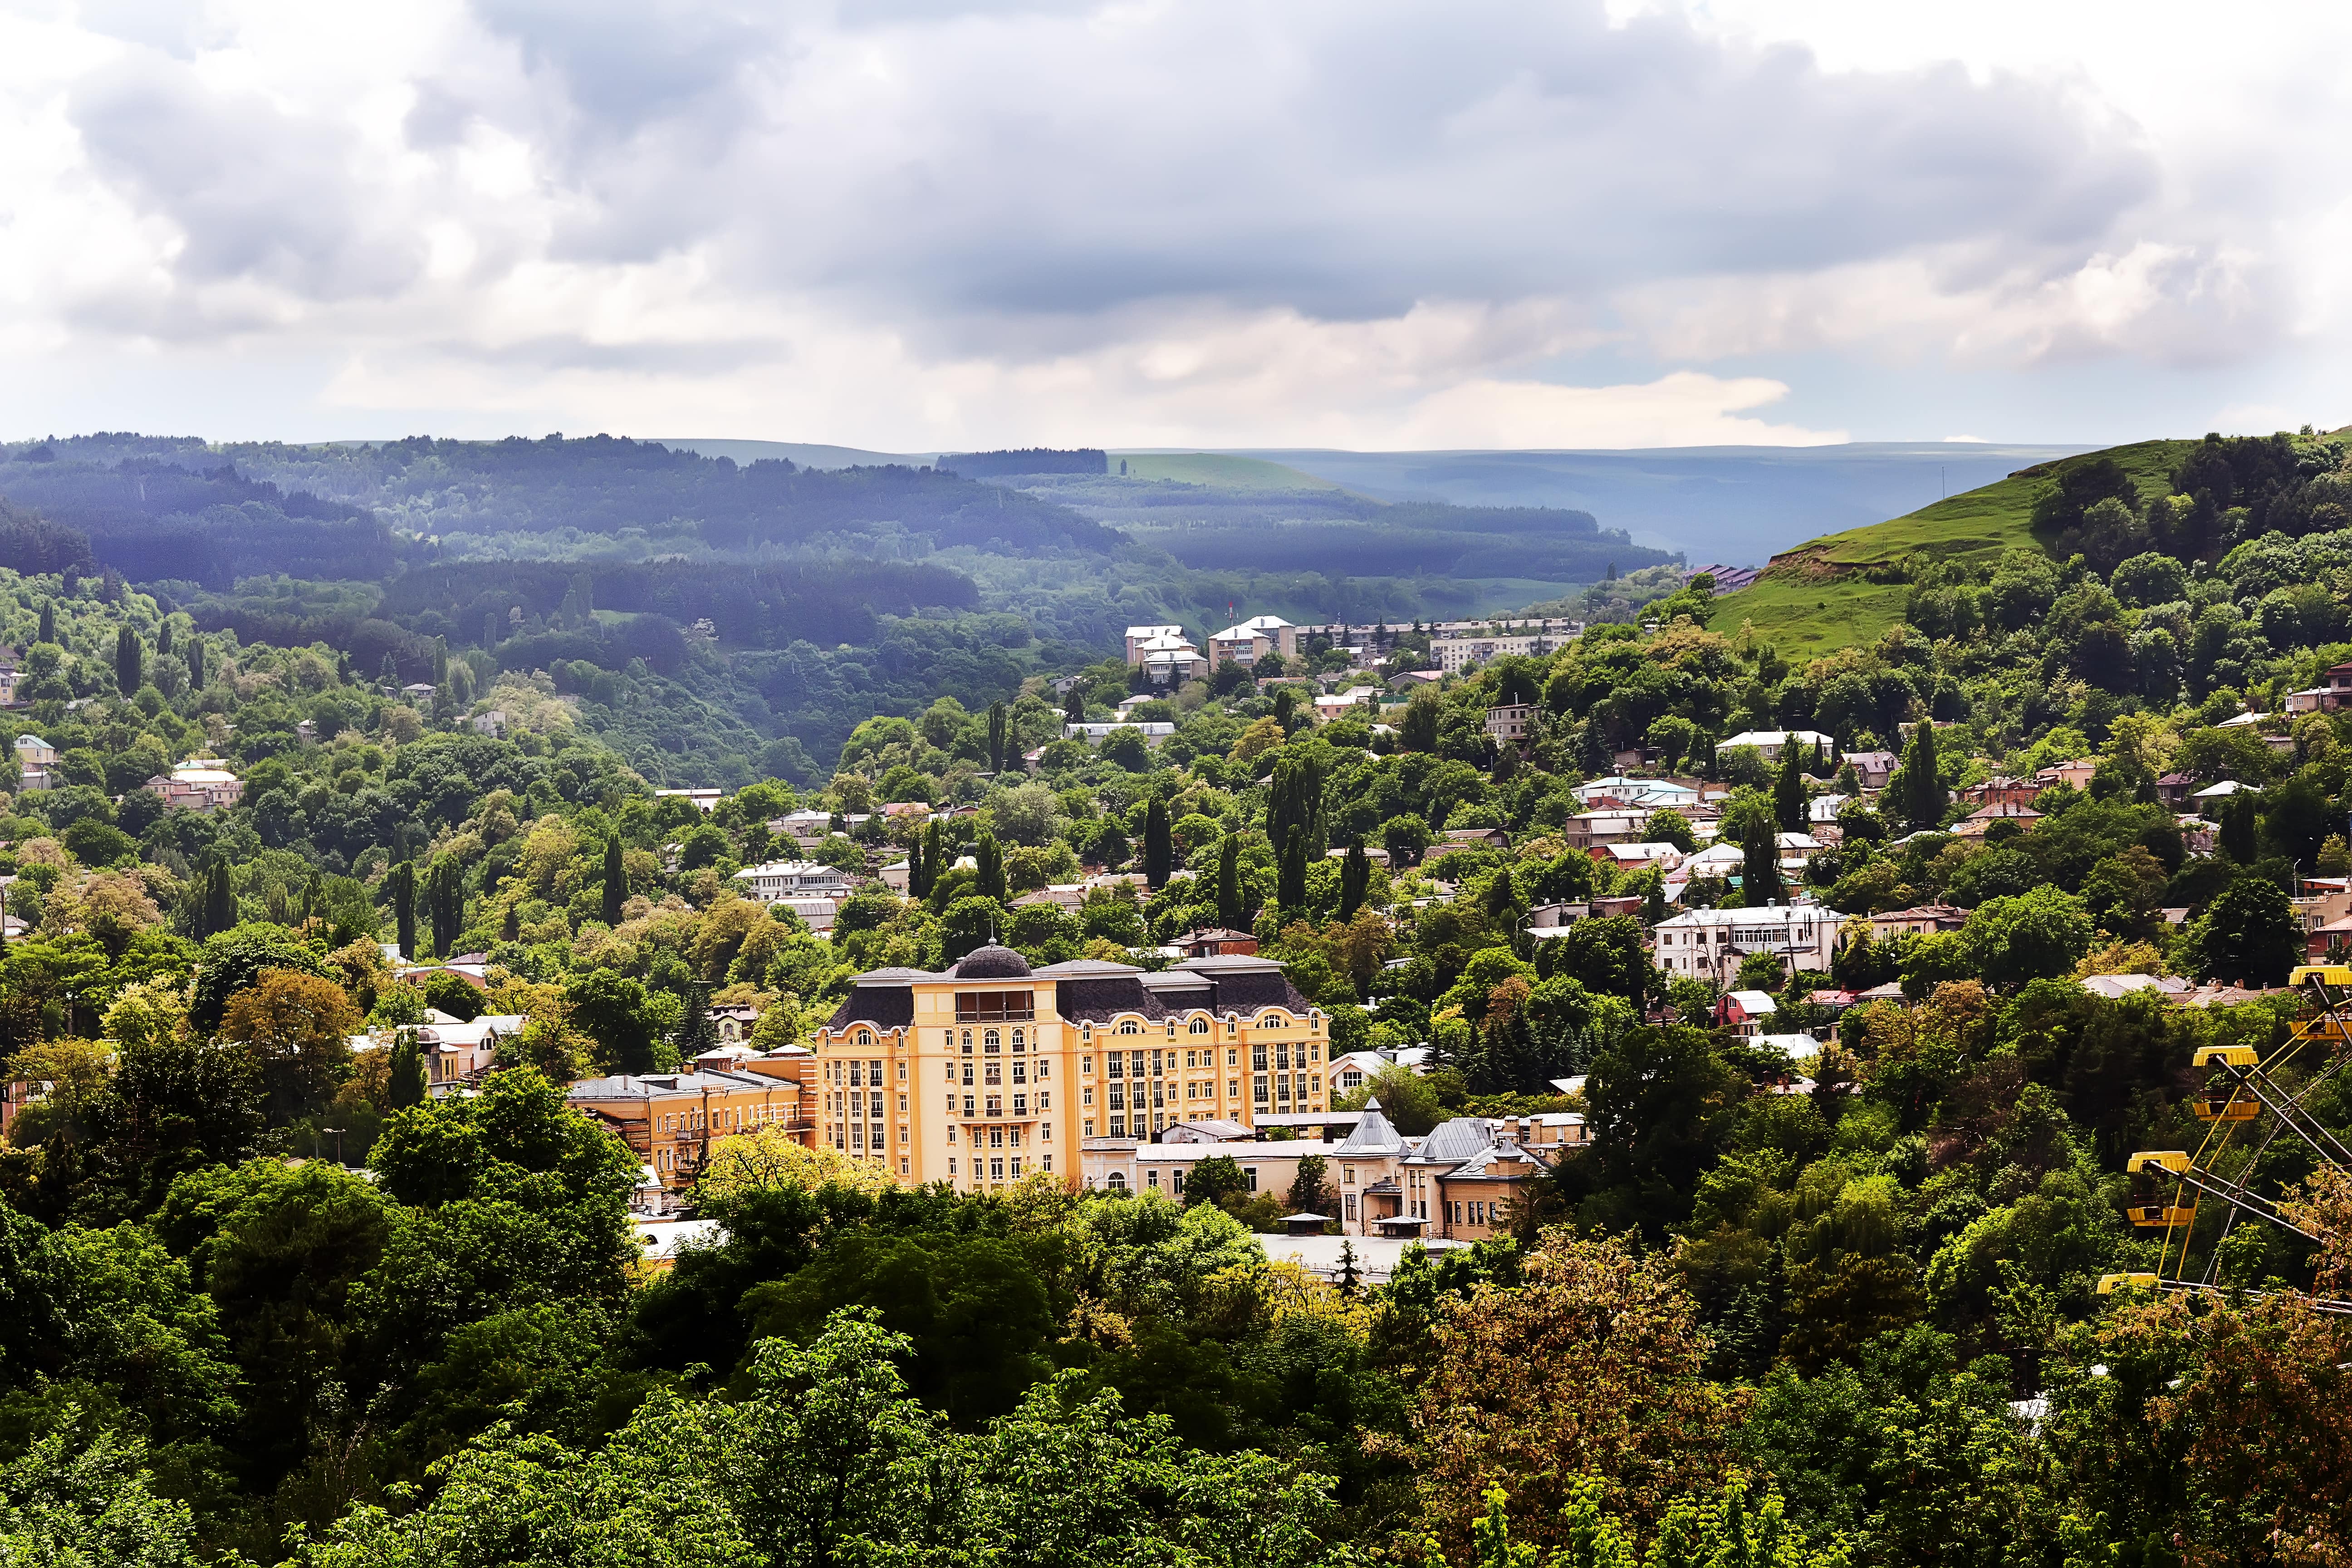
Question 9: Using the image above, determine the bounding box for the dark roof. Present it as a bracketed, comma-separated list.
[951, 944, 1032, 979]
[826, 981, 916, 1033]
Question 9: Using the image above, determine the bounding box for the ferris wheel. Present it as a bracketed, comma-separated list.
[2098, 964, 2352, 1314]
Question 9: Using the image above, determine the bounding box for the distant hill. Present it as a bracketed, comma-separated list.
[1230, 442, 2091, 565]
[1700, 441, 2194, 652]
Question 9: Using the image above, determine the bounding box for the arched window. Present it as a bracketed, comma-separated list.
[1189, 1017, 1210, 1034]
[1011, 1028, 1025, 1051]
[1117, 1019, 1141, 1034]
[1107, 1171, 1128, 1191]
[960, 1029, 973, 1054]
[984, 1028, 1001, 1053]
[854, 1028, 874, 1046]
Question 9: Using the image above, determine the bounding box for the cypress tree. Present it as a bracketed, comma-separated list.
[1144, 798, 1171, 890]
[388, 1029, 427, 1110]
[1339, 841, 1370, 920]
[155, 620, 172, 658]
[1740, 808, 1783, 906]
[428, 858, 461, 958]
[1216, 831, 1244, 931]
[204, 861, 235, 938]
[389, 861, 416, 958]
[975, 833, 1007, 902]
[913, 821, 941, 899]
[602, 836, 626, 927]
[114, 626, 142, 695]
[484, 612, 501, 651]
[186, 638, 205, 689]
[986, 701, 1008, 774]
[1773, 743, 1806, 833]
[1064, 686, 1085, 725]
[1278, 825, 1308, 912]
[1896, 721, 1946, 832]
[36, 602, 52, 645]
[433, 637, 449, 686]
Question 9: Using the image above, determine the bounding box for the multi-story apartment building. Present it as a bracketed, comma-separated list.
[732, 859, 857, 906]
[810, 946, 1330, 1193]
[1435, 632, 1571, 675]
[1205, 615, 1298, 671]
[1651, 903, 1839, 985]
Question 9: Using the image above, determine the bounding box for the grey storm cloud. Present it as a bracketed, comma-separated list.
[56, 0, 2174, 355]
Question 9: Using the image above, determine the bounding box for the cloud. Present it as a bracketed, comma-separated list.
[0, 0, 2332, 445]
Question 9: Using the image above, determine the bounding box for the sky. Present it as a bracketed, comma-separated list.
[0, 0, 2346, 451]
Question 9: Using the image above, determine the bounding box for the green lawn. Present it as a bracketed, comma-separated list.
[1111, 452, 1349, 491]
[1703, 437, 2199, 652]
[1705, 576, 1911, 652]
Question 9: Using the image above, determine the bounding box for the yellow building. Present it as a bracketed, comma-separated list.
[810, 947, 1331, 1190]
[566, 1067, 811, 1190]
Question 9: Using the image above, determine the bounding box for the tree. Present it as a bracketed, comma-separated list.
[1736, 804, 1783, 906]
[190, 921, 334, 1031]
[218, 968, 361, 1121]
[1643, 810, 1698, 854]
[1339, 842, 1371, 921]
[974, 833, 1007, 902]
[1890, 721, 1947, 832]
[0, 1421, 208, 1568]
[36, 600, 52, 645]
[387, 860, 417, 958]
[1278, 826, 1308, 912]
[1401, 690, 1442, 752]
[986, 700, 1009, 774]
[388, 1028, 427, 1108]
[427, 855, 463, 958]
[1962, 887, 2094, 989]
[1216, 831, 1245, 931]
[1185, 1154, 1250, 1210]
[1288, 1152, 1337, 1217]
[601, 836, 626, 927]
[199, 860, 235, 941]
[185, 637, 203, 688]
[1773, 742, 1806, 833]
[113, 625, 142, 696]
[1064, 685, 1085, 724]
[1413, 1233, 1735, 1559]
[1144, 798, 1171, 890]
[2189, 872, 2299, 988]
[2215, 790, 2259, 864]
[563, 968, 658, 1075]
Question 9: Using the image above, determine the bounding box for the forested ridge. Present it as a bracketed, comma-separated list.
[3, 431, 2352, 1564]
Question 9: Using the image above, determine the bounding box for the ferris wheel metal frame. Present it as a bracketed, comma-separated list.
[2097, 963, 2352, 1315]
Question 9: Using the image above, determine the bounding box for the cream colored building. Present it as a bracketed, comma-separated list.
[809, 947, 1331, 1192]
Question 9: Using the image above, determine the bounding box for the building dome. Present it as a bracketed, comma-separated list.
[952, 944, 1033, 979]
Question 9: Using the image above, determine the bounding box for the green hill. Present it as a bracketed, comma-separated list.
[1109, 452, 1349, 491]
[1708, 438, 2198, 651]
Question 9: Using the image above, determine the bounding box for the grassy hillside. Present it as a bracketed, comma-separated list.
[1112, 452, 1348, 491]
[1707, 438, 2197, 651]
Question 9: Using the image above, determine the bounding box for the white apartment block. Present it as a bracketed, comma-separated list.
[1651, 904, 1838, 985]
[733, 860, 857, 905]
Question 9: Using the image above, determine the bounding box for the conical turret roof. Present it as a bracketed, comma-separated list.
[1336, 1096, 1404, 1155]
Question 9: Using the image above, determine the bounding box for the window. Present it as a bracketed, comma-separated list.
[1011, 1059, 1026, 1084]
[1035, 1060, 1050, 1081]
[1253, 1077, 1269, 1104]
[983, 1028, 1000, 1053]
[985, 1061, 1002, 1086]
[1344, 1165, 1356, 1185]
[1040, 1154, 1052, 1173]
[899, 1157, 909, 1175]
[1042, 1123, 1052, 1142]
[962, 1094, 975, 1116]
[1252, 1044, 1268, 1071]
[1107, 1053, 1123, 1079]
[960, 1029, 973, 1053]
[990, 1127, 1005, 1148]
[1191, 1017, 1210, 1034]
[986, 1095, 1003, 1117]
[849, 1062, 864, 1088]
[855, 1029, 874, 1045]
[1172, 1170, 1185, 1196]
[1107, 1170, 1125, 1190]
[945, 1062, 956, 1082]
[1228, 1079, 1240, 1097]
[948, 1124, 958, 1142]
[1117, 1020, 1141, 1034]
[1244, 1166, 1259, 1192]
[990, 1157, 1005, 1181]
[1012, 1028, 1025, 1051]
[956, 991, 1034, 1022]
[1039, 1092, 1051, 1110]
[1013, 1093, 1028, 1115]
[1227, 1049, 1238, 1066]
[897, 1060, 907, 1080]
[1147, 1169, 1160, 1188]
[1081, 1055, 1093, 1074]
[1083, 1086, 1094, 1106]
[1084, 1119, 1095, 1137]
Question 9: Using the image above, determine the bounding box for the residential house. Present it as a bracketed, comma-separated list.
[1716, 990, 1778, 1035]
[810, 947, 1330, 1187]
[1808, 793, 1852, 825]
[732, 860, 856, 908]
[1326, 1102, 1555, 1239]
[2034, 758, 2098, 790]
[2192, 779, 2257, 803]
[1063, 721, 1176, 746]
[1598, 841, 1683, 874]
[1961, 776, 2040, 809]
[470, 710, 506, 738]
[1080, 1137, 1342, 1206]
[1868, 903, 1970, 939]
[1651, 905, 1839, 985]
[1322, 845, 1392, 867]
[145, 760, 241, 813]
[1716, 729, 1836, 764]
[2155, 773, 2194, 808]
[1954, 801, 2043, 839]
[567, 1069, 813, 1195]
[1563, 810, 1649, 855]
[1481, 703, 1536, 748]
[1171, 927, 1259, 958]
[13, 733, 55, 791]
[654, 788, 724, 813]
[1845, 750, 1899, 791]
[0, 647, 19, 707]
[1316, 688, 1381, 721]
[1128, 628, 1207, 686]
[1387, 669, 1444, 693]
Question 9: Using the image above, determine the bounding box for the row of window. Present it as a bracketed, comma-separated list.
[943, 1092, 1049, 1117]
[943, 1058, 1048, 1086]
[655, 1101, 785, 1134]
[945, 1153, 1051, 1181]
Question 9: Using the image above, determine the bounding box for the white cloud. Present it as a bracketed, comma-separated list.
[0, 0, 2336, 445]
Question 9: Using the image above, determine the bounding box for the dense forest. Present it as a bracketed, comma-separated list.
[0, 434, 1670, 770]
[3, 430, 2352, 1565]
